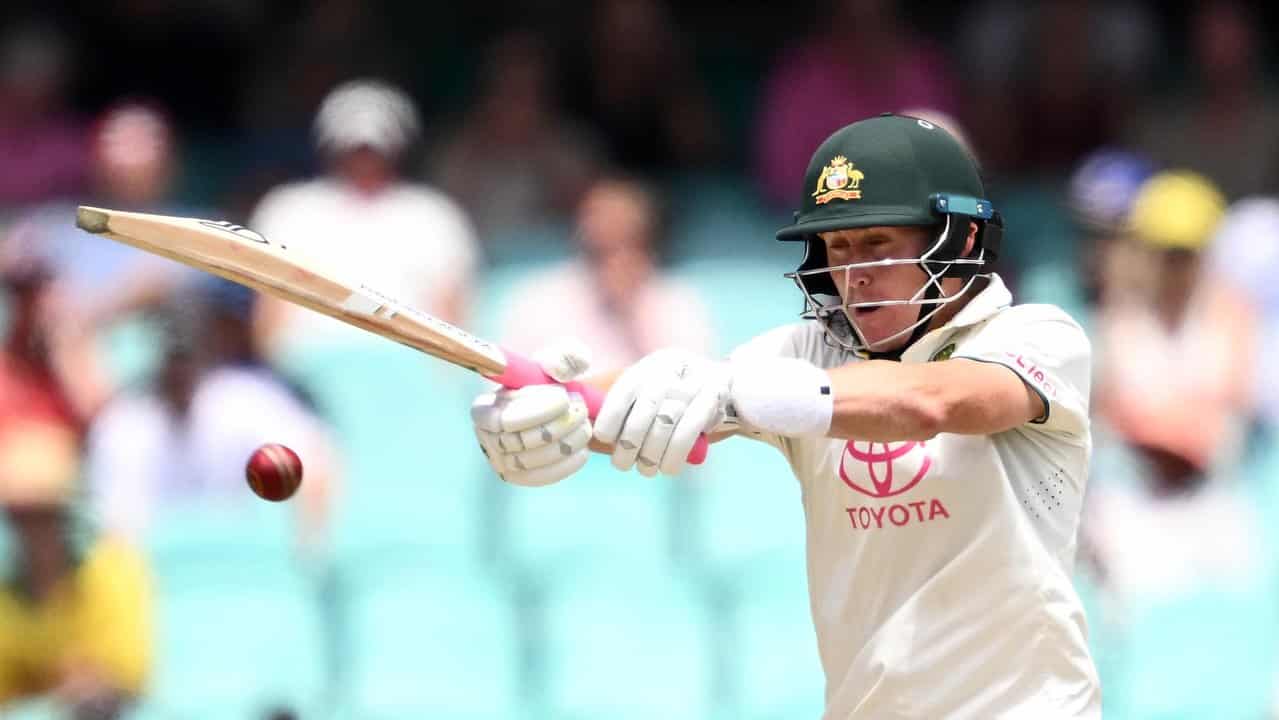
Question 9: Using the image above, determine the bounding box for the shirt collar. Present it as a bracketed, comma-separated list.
[901, 274, 1012, 362]
[941, 273, 1012, 330]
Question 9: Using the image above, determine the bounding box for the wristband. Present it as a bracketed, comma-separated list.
[730, 357, 834, 437]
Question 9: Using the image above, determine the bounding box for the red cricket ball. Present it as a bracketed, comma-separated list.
[245, 443, 303, 502]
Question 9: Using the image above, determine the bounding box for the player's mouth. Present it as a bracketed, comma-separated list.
[853, 305, 883, 317]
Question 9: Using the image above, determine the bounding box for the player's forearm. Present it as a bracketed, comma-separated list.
[826, 359, 1040, 440]
[826, 360, 946, 440]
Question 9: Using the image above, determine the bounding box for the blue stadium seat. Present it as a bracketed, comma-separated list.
[1017, 263, 1091, 334]
[484, 222, 575, 268]
[690, 436, 806, 577]
[669, 257, 800, 355]
[665, 173, 795, 266]
[0, 697, 60, 720]
[1071, 571, 1126, 716]
[538, 562, 717, 720]
[494, 453, 676, 578]
[726, 547, 825, 720]
[275, 344, 490, 566]
[137, 500, 327, 719]
[1085, 437, 1279, 719]
[145, 500, 297, 582]
[143, 567, 327, 719]
[988, 181, 1076, 280]
[0, 514, 12, 580]
[99, 313, 164, 391]
[334, 560, 523, 719]
[471, 259, 576, 346]
[1103, 587, 1279, 719]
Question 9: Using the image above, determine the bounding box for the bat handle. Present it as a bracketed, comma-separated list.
[491, 349, 709, 466]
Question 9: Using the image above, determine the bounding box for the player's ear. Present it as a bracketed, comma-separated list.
[963, 221, 978, 257]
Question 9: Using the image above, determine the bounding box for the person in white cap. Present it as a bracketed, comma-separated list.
[250, 79, 480, 358]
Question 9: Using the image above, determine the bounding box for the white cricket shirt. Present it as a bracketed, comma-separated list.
[249, 178, 479, 354]
[730, 274, 1101, 719]
[86, 366, 330, 539]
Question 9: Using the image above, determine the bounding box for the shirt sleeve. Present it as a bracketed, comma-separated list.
[954, 305, 1093, 441]
[727, 323, 805, 364]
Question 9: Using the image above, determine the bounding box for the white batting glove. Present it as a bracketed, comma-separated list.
[594, 348, 730, 478]
[472, 340, 594, 487]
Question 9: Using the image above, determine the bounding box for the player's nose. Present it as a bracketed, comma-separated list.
[846, 270, 872, 289]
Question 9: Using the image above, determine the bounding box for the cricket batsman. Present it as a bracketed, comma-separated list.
[472, 113, 1101, 717]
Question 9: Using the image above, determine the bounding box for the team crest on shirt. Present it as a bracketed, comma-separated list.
[812, 156, 864, 204]
[930, 343, 956, 362]
[839, 440, 932, 498]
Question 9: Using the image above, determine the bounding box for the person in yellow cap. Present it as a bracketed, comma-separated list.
[1093, 170, 1255, 477]
[1082, 171, 1274, 717]
[0, 243, 153, 717]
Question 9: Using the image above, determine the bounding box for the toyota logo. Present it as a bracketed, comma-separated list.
[839, 440, 932, 498]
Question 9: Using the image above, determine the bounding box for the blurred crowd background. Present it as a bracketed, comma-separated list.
[1, 0, 1279, 718]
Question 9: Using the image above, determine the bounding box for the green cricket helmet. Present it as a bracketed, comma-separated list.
[776, 113, 1003, 355]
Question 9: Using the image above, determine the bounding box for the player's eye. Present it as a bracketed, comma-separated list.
[865, 239, 893, 257]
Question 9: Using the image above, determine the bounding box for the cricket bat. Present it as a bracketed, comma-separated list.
[74, 206, 709, 464]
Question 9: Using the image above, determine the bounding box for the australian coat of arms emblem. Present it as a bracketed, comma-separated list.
[812, 155, 865, 205]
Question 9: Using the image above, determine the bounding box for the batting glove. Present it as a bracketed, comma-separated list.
[471, 340, 594, 487]
[594, 348, 730, 478]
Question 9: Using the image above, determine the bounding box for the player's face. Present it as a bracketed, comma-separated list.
[819, 225, 932, 351]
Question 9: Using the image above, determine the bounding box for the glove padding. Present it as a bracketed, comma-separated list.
[594, 348, 730, 478]
[472, 341, 593, 487]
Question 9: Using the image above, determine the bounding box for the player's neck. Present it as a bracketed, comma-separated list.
[926, 277, 988, 332]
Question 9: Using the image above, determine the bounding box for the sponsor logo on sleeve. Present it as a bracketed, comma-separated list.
[1004, 352, 1058, 400]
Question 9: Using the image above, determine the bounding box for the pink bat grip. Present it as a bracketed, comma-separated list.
[491, 348, 709, 465]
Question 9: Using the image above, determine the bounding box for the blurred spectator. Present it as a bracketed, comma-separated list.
[1209, 197, 1279, 433]
[958, 0, 1156, 93]
[5, 101, 203, 418]
[0, 20, 87, 213]
[0, 249, 152, 718]
[1127, 0, 1279, 200]
[1019, 148, 1156, 327]
[754, 0, 957, 208]
[250, 79, 479, 358]
[1093, 171, 1254, 478]
[1081, 170, 1276, 718]
[60, 100, 199, 314]
[499, 176, 714, 370]
[241, 0, 399, 136]
[1067, 149, 1158, 308]
[562, 0, 721, 174]
[957, 0, 1156, 178]
[428, 29, 602, 248]
[85, 279, 339, 551]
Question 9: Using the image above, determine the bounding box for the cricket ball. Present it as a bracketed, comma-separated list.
[245, 443, 303, 502]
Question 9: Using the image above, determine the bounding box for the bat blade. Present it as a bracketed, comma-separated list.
[75, 205, 506, 375]
[74, 205, 709, 465]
